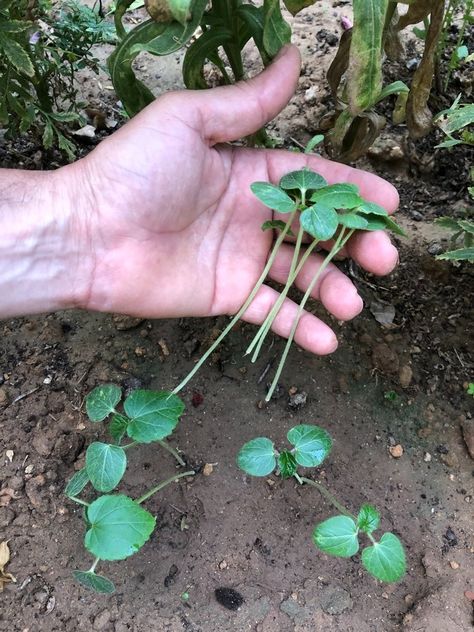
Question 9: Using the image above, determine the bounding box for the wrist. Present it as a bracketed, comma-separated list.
[0, 164, 94, 318]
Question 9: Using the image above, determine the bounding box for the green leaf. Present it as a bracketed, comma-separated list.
[384, 216, 407, 237]
[251, 182, 297, 213]
[357, 201, 389, 217]
[300, 205, 339, 241]
[261, 219, 294, 236]
[436, 104, 474, 135]
[237, 437, 276, 476]
[278, 450, 298, 478]
[361, 532, 406, 582]
[0, 33, 34, 77]
[455, 45, 468, 61]
[287, 424, 332, 467]
[357, 504, 380, 534]
[313, 515, 359, 557]
[262, 0, 291, 58]
[347, 0, 389, 114]
[304, 134, 325, 153]
[237, 4, 269, 65]
[183, 26, 232, 89]
[85, 494, 156, 561]
[282, 0, 317, 17]
[436, 247, 474, 262]
[279, 169, 328, 196]
[86, 384, 122, 422]
[310, 183, 362, 209]
[73, 570, 116, 594]
[42, 120, 54, 150]
[458, 220, 474, 235]
[125, 390, 184, 443]
[361, 213, 388, 231]
[435, 217, 462, 231]
[338, 212, 369, 229]
[86, 442, 127, 493]
[376, 80, 409, 103]
[65, 468, 90, 498]
[0, 20, 32, 33]
[109, 413, 129, 443]
[49, 111, 81, 123]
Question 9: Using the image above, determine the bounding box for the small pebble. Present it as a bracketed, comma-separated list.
[424, 452, 432, 462]
[202, 463, 214, 476]
[449, 560, 459, 570]
[389, 444, 404, 458]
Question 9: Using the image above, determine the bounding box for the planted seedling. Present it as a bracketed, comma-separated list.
[173, 166, 405, 401]
[237, 425, 406, 583]
[65, 384, 194, 593]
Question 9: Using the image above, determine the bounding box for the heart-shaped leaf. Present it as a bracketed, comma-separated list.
[313, 515, 359, 557]
[338, 212, 369, 229]
[86, 384, 122, 422]
[237, 437, 276, 476]
[360, 214, 387, 231]
[287, 424, 332, 467]
[310, 183, 362, 209]
[279, 169, 327, 196]
[357, 201, 389, 217]
[125, 390, 184, 443]
[300, 204, 339, 241]
[361, 532, 406, 582]
[109, 413, 129, 443]
[278, 450, 297, 478]
[357, 504, 380, 534]
[250, 182, 297, 213]
[85, 494, 156, 561]
[86, 442, 127, 493]
[261, 219, 294, 236]
[73, 570, 115, 594]
[65, 468, 90, 498]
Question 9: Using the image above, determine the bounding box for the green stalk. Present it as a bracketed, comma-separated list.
[88, 557, 100, 573]
[136, 471, 195, 505]
[171, 211, 297, 395]
[247, 232, 321, 362]
[158, 439, 186, 468]
[265, 229, 355, 402]
[297, 475, 356, 520]
[70, 496, 90, 507]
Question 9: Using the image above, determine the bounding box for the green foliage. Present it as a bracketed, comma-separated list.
[85, 494, 156, 560]
[0, 1, 115, 156]
[66, 384, 190, 593]
[467, 383, 474, 396]
[361, 532, 406, 582]
[313, 515, 360, 557]
[286, 424, 332, 467]
[357, 504, 380, 534]
[278, 450, 298, 478]
[237, 437, 276, 476]
[250, 183, 297, 213]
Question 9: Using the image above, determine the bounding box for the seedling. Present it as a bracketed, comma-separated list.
[237, 425, 406, 583]
[65, 384, 193, 593]
[173, 167, 405, 401]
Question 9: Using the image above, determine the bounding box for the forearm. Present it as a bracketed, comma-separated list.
[0, 166, 92, 318]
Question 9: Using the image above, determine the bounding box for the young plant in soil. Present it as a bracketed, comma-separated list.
[237, 425, 407, 583]
[173, 166, 405, 400]
[65, 384, 193, 593]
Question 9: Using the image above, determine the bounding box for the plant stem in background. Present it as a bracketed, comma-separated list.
[136, 470, 195, 504]
[297, 475, 356, 519]
[158, 439, 186, 467]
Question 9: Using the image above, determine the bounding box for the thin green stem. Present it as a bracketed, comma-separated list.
[265, 229, 355, 402]
[70, 496, 90, 507]
[88, 557, 100, 573]
[171, 211, 297, 395]
[247, 233, 320, 361]
[136, 471, 195, 505]
[298, 476, 356, 520]
[122, 441, 138, 450]
[158, 439, 186, 468]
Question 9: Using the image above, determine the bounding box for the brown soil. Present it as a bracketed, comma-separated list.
[1, 2, 474, 632]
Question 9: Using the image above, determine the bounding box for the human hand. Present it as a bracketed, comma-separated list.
[62, 45, 398, 355]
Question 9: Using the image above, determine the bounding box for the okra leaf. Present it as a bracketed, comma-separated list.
[361, 532, 406, 582]
[262, 0, 291, 58]
[251, 182, 297, 213]
[376, 80, 409, 103]
[357, 503, 380, 534]
[435, 217, 462, 231]
[287, 424, 332, 467]
[261, 219, 293, 235]
[310, 183, 362, 209]
[313, 515, 359, 557]
[357, 201, 388, 217]
[86, 442, 127, 493]
[86, 384, 122, 422]
[125, 390, 184, 443]
[65, 468, 90, 498]
[85, 494, 156, 560]
[237, 437, 276, 476]
[73, 570, 116, 594]
[278, 450, 298, 478]
[300, 205, 339, 242]
[279, 169, 327, 196]
[109, 413, 129, 443]
[338, 212, 369, 229]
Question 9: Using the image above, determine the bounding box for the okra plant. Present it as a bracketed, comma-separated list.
[237, 425, 407, 583]
[173, 166, 405, 400]
[65, 384, 192, 593]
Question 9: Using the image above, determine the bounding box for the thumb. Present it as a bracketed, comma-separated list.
[189, 44, 301, 144]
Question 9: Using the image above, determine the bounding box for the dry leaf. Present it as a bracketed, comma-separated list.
[0, 541, 16, 591]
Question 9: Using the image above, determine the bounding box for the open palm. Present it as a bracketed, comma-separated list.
[77, 45, 398, 355]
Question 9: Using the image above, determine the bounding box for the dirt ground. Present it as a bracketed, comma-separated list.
[1, 2, 474, 631]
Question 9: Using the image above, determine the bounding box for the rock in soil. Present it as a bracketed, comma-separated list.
[460, 417, 474, 459]
[319, 584, 353, 615]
